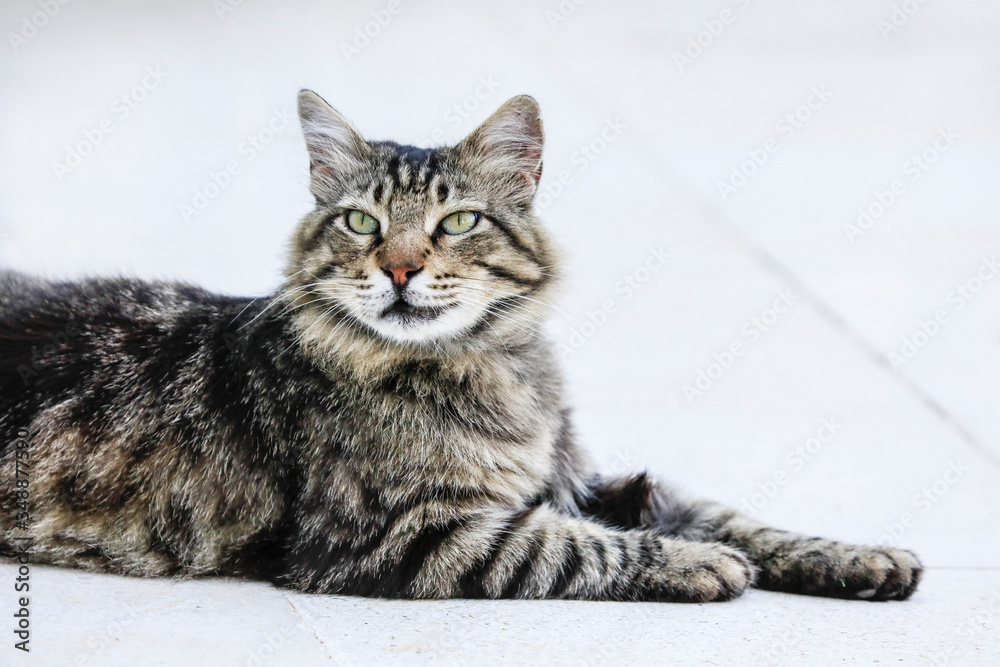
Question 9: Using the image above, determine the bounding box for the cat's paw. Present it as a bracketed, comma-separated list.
[759, 541, 922, 601]
[644, 540, 757, 603]
[841, 546, 922, 601]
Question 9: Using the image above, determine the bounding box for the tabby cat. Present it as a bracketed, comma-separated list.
[0, 91, 921, 602]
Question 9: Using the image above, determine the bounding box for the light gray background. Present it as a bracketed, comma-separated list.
[1, 0, 998, 665]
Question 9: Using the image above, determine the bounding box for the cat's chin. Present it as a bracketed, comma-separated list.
[379, 300, 448, 325]
[363, 304, 477, 346]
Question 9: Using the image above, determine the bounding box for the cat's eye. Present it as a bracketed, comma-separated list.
[346, 210, 380, 235]
[440, 211, 479, 235]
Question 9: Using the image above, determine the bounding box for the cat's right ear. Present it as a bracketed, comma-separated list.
[297, 90, 371, 197]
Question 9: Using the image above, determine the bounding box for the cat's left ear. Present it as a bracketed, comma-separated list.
[297, 90, 371, 197]
[456, 95, 544, 200]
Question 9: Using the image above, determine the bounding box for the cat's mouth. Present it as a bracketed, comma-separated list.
[380, 299, 448, 325]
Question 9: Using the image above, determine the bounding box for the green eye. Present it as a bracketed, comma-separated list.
[346, 210, 380, 235]
[440, 211, 479, 235]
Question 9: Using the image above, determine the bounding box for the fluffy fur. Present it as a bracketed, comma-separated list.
[0, 91, 921, 602]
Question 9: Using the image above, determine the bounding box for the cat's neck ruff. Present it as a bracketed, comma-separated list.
[285, 299, 544, 382]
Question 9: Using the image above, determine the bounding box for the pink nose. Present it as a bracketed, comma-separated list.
[383, 263, 422, 287]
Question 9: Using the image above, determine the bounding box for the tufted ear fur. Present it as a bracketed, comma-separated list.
[297, 89, 371, 199]
[455, 95, 544, 201]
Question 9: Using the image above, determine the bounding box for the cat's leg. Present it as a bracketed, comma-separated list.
[581, 474, 922, 601]
[287, 502, 756, 602]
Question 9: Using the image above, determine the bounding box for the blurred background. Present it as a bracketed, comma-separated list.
[1, 0, 999, 663]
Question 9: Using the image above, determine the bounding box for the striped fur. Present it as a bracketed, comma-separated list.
[0, 92, 920, 602]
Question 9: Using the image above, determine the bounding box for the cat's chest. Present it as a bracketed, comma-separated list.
[320, 355, 562, 501]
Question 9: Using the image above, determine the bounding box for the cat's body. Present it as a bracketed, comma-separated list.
[0, 92, 921, 602]
[0, 272, 574, 594]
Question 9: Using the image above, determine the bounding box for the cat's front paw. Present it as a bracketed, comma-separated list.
[759, 541, 922, 601]
[644, 541, 757, 602]
[843, 546, 922, 601]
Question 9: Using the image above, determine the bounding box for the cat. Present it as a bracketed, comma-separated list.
[0, 90, 921, 602]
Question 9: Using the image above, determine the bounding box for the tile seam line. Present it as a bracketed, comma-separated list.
[684, 188, 1000, 471]
[282, 591, 339, 663]
[497, 44, 999, 469]
[597, 134, 996, 466]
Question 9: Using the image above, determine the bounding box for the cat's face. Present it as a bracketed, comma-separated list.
[286, 91, 556, 349]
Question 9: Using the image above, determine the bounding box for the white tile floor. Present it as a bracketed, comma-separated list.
[1, 1, 998, 665]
